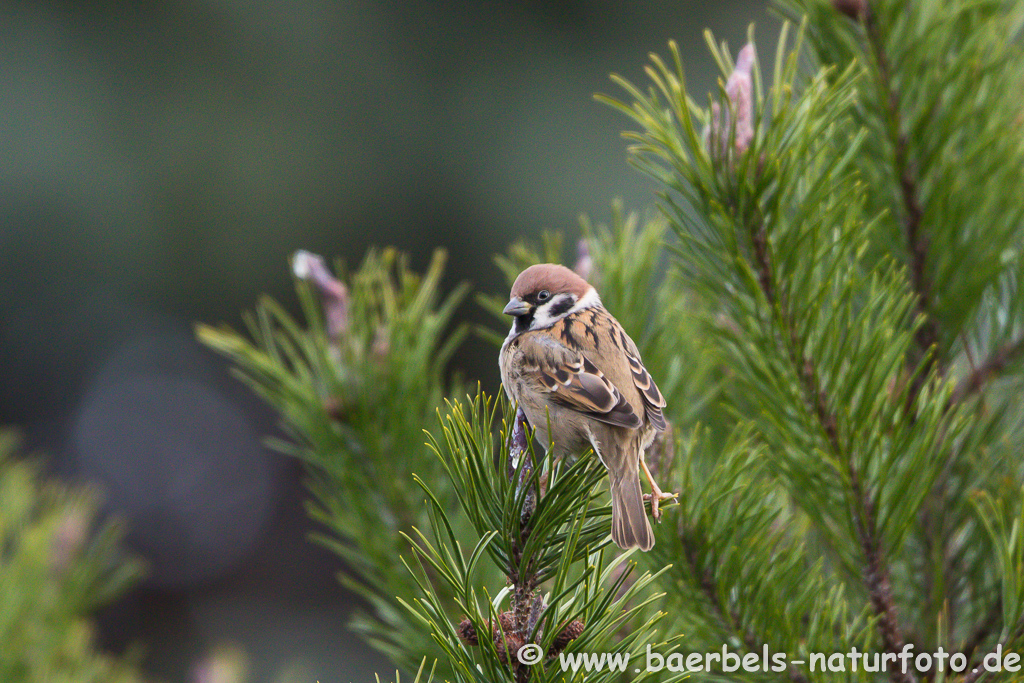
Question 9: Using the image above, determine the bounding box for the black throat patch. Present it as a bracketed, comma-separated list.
[514, 313, 534, 334]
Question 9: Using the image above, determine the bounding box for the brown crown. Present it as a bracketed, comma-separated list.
[509, 263, 592, 300]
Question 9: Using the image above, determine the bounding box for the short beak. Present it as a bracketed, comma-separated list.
[503, 297, 531, 316]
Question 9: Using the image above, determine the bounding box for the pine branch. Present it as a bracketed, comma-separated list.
[744, 207, 916, 683]
[798, 301, 917, 683]
[751, 218, 776, 309]
[198, 248, 476, 676]
[608, 26, 928, 677]
[947, 334, 1024, 407]
[0, 432, 146, 683]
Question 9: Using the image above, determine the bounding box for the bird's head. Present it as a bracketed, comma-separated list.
[503, 263, 599, 334]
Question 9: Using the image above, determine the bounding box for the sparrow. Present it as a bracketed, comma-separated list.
[499, 263, 676, 551]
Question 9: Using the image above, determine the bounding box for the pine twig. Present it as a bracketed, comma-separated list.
[947, 335, 1024, 408]
[960, 616, 1024, 683]
[848, 467, 912, 680]
[958, 598, 1002, 663]
[680, 536, 810, 683]
[863, 8, 940, 380]
[506, 408, 541, 683]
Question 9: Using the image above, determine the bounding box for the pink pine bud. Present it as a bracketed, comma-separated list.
[728, 44, 755, 153]
[573, 239, 593, 281]
[292, 250, 349, 340]
[50, 508, 89, 573]
[705, 43, 756, 159]
[507, 407, 530, 479]
[371, 325, 390, 362]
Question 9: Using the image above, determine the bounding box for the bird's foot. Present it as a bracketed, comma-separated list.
[639, 453, 678, 521]
[643, 488, 679, 521]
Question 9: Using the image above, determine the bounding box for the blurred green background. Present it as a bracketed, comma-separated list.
[0, 1, 765, 680]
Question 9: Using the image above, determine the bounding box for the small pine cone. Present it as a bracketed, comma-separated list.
[323, 395, 346, 420]
[494, 611, 515, 636]
[548, 619, 585, 656]
[834, 0, 867, 19]
[495, 633, 525, 665]
[457, 618, 478, 646]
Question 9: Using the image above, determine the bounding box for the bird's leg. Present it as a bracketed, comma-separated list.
[539, 469, 550, 496]
[509, 408, 541, 521]
[639, 451, 678, 521]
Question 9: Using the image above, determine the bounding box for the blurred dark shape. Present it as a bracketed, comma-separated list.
[72, 333, 274, 587]
[0, 199, 144, 427]
[188, 587, 384, 682]
[834, 0, 868, 20]
[192, 645, 247, 683]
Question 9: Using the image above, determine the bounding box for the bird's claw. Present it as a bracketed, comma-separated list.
[643, 490, 679, 522]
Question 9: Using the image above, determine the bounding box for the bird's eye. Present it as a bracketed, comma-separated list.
[536, 290, 551, 302]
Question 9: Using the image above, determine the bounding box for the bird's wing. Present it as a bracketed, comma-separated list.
[624, 349, 667, 431]
[609, 317, 668, 432]
[518, 334, 642, 430]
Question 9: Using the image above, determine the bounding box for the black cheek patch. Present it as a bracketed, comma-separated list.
[548, 297, 575, 318]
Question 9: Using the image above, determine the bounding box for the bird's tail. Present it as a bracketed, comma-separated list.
[609, 468, 654, 551]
